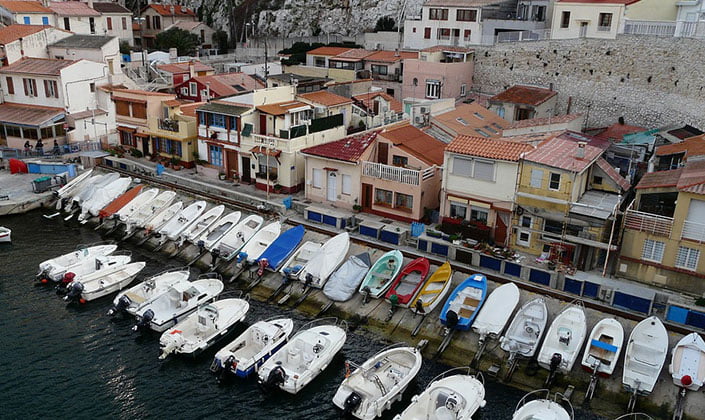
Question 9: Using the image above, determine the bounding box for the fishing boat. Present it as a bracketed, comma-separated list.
[385, 257, 430, 308]
[212, 318, 294, 379]
[358, 250, 404, 302]
[38, 243, 118, 282]
[98, 185, 144, 219]
[537, 302, 587, 374]
[581, 318, 624, 377]
[132, 275, 224, 332]
[199, 211, 242, 251]
[68, 172, 119, 210]
[236, 221, 282, 266]
[211, 214, 264, 261]
[144, 201, 183, 233]
[178, 204, 225, 246]
[64, 261, 146, 303]
[622, 316, 668, 395]
[297, 232, 350, 289]
[323, 253, 372, 302]
[124, 190, 177, 233]
[472, 283, 520, 341]
[669, 332, 705, 391]
[394, 367, 486, 420]
[255, 225, 306, 273]
[116, 188, 159, 222]
[159, 297, 250, 360]
[258, 318, 347, 394]
[409, 262, 453, 316]
[512, 390, 573, 420]
[78, 176, 132, 221]
[156, 200, 207, 243]
[279, 240, 322, 279]
[440, 274, 488, 331]
[500, 297, 549, 360]
[109, 267, 192, 316]
[55, 253, 132, 288]
[0, 226, 11, 243]
[333, 343, 423, 420]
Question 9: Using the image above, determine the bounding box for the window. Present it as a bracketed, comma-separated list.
[22, 78, 37, 97]
[437, 28, 451, 40]
[312, 168, 322, 188]
[122, 17, 127, 30]
[560, 11, 570, 28]
[598, 13, 612, 30]
[395, 192, 413, 210]
[314, 57, 326, 67]
[209, 145, 223, 166]
[460, 83, 466, 97]
[145, 16, 150, 29]
[470, 207, 488, 224]
[44, 80, 58, 98]
[463, 29, 471, 42]
[115, 100, 130, 116]
[449, 201, 467, 219]
[23, 16, 30, 24]
[517, 231, 531, 247]
[200, 29, 205, 43]
[89, 82, 95, 93]
[520, 215, 532, 228]
[475, 128, 490, 137]
[456, 9, 477, 22]
[107, 17, 112, 30]
[181, 87, 189, 96]
[189, 82, 197, 96]
[424, 27, 431, 39]
[429, 8, 448, 20]
[642, 239, 665, 263]
[473, 160, 495, 181]
[593, 175, 603, 185]
[676, 246, 700, 271]
[5, 77, 13, 95]
[258, 155, 277, 176]
[543, 219, 563, 235]
[530, 169, 543, 188]
[132, 103, 147, 119]
[496, 106, 505, 118]
[452, 156, 473, 176]
[532, 5, 546, 21]
[341, 174, 352, 195]
[89, 17, 95, 34]
[456, 117, 468, 126]
[119, 131, 135, 147]
[549, 172, 561, 190]
[371, 64, 388, 75]
[42, 16, 48, 25]
[375, 188, 393, 206]
[211, 114, 225, 128]
[426, 80, 441, 99]
[153, 16, 161, 29]
[392, 155, 408, 167]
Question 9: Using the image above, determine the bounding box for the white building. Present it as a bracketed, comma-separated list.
[48, 35, 123, 79]
[0, 25, 71, 65]
[49, 0, 105, 35]
[675, 0, 705, 37]
[0, 1, 53, 26]
[92, 2, 134, 46]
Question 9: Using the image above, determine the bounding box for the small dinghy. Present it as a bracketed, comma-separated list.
[409, 262, 453, 316]
[157, 200, 207, 243]
[64, 261, 146, 303]
[581, 318, 624, 377]
[333, 343, 423, 420]
[255, 225, 306, 273]
[394, 367, 486, 420]
[109, 267, 191, 316]
[297, 232, 350, 289]
[98, 185, 144, 219]
[323, 253, 372, 302]
[132, 275, 225, 332]
[359, 250, 403, 302]
[159, 297, 250, 360]
[198, 211, 242, 251]
[144, 201, 183, 233]
[279, 240, 322, 279]
[512, 389, 573, 420]
[116, 188, 159, 223]
[500, 297, 548, 360]
[125, 190, 177, 233]
[212, 318, 294, 378]
[622, 316, 668, 395]
[385, 257, 430, 308]
[258, 318, 347, 394]
[669, 332, 705, 391]
[537, 302, 587, 374]
[236, 221, 282, 266]
[38, 243, 118, 281]
[440, 274, 488, 331]
[473, 283, 520, 342]
[179, 204, 225, 246]
[0, 226, 11, 243]
[79, 176, 132, 221]
[212, 214, 264, 261]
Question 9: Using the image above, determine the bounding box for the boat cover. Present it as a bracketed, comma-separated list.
[257, 225, 305, 270]
[323, 253, 372, 302]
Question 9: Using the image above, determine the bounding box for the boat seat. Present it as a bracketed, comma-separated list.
[524, 321, 540, 337]
[124, 291, 146, 304]
[558, 327, 571, 345]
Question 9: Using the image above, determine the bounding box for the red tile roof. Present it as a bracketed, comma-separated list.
[446, 136, 534, 161]
[0, 1, 50, 13]
[431, 102, 509, 137]
[490, 85, 557, 106]
[0, 57, 76, 75]
[0, 102, 63, 125]
[0, 24, 49, 45]
[49, 1, 101, 16]
[112, 88, 174, 97]
[298, 90, 353, 107]
[506, 114, 583, 130]
[595, 158, 630, 190]
[655, 136, 705, 159]
[306, 46, 352, 57]
[524, 131, 606, 172]
[144, 4, 195, 16]
[365, 50, 418, 62]
[678, 160, 705, 193]
[380, 123, 445, 166]
[332, 49, 376, 60]
[636, 169, 682, 189]
[92, 2, 131, 13]
[594, 122, 645, 141]
[352, 92, 403, 113]
[157, 61, 214, 74]
[179, 102, 205, 117]
[181, 72, 261, 97]
[256, 100, 309, 116]
[300, 131, 380, 162]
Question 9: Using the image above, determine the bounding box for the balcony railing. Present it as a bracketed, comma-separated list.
[624, 209, 673, 237]
[682, 220, 705, 243]
[158, 119, 179, 132]
[623, 20, 676, 36]
[363, 161, 431, 186]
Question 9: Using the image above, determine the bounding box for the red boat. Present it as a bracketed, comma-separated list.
[384, 257, 430, 307]
[98, 185, 144, 219]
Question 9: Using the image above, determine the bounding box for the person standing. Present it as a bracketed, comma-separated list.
[35, 139, 44, 156]
[24, 141, 32, 156]
[52, 140, 60, 155]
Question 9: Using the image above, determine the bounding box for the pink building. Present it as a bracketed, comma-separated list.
[401, 45, 474, 101]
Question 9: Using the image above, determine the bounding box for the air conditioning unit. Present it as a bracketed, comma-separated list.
[598, 287, 613, 302]
[420, 106, 429, 114]
[414, 116, 423, 124]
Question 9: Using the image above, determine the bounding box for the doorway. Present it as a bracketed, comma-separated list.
[327, 171, 337, 201]
[361, 183, 373, 208]
[241, 156, 251, 183]
[141, 137, 150, 156]
[226, 150, 238, 179]
[377, 143, 388, 164]
[579, 22, 588, 37]
[259, 114, 267, 135]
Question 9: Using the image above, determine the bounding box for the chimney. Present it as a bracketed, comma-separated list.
[576, 141, 586, 159]
[394, 48, 399, 57]
[205, 81, 210, 100]
[87, 0, 93, 9]
[618, 116, 625, 125]
[189, 60, 196, 78]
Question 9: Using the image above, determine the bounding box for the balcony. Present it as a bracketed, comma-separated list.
[624, 209, 673, 237]
[158, 118, 179, 132]
[682, 220, 705, 243]
[623, 20, 676, 36]
[362, 161, 436, 186]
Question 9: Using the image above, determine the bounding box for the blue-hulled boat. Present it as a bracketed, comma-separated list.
[440, 273, 488, 331]
[255, 225, 306, 274]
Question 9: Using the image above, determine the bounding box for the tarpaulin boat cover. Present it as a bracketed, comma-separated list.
[9, 158, 27, 174]
[323, 252, 371, 302]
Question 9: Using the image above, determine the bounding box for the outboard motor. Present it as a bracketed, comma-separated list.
[550, 353, 562, 373]
[216, 355, 236, 383]
[414, 299, 426, 315]
[257, 258, 269, 277]
[361, 286, 372, 304]
[304, 273, 314, 288]
[210, 248, 221, 267]
[262, 366, 286, 389]
[63, 281, 84, 303]
[55, 272, 76, 295]
[343, 392, 363, 416]
[107, 295, 132, 316]
[196, 240, 205, 253]
[132, 309, 155, 332]
[445, 310, 459, 329]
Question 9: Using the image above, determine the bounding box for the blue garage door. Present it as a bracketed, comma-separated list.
[322, 214, 337, 227]
[582, 281, 599, 298]
[564, 278, 582, 295]
[431, 242, 448, 256]
[504, 262, 521, 278]
[417, 239, 428, 253]
[686, 310, 705, 329]
[529, 269, 550, 286]
[479, 255, 501, 272]
[307, 211, 322, 223]
[667, 305, 689, 324]
[359, 225, 378, 238]
[380, 230, 400, 245]
[612, 291, 651, 314]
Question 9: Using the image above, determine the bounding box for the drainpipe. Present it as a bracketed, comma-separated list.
[602, 196, 621, 277]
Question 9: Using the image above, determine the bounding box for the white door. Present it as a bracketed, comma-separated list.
[327, 172, 337, 201]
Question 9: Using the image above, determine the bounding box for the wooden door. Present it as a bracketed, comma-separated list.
[226, 150, 238, 179]
[241, 156, 251, 183]
[259, 114, 267, 135]
[361, 183, 373, 209]
[494, 212, 507, 245]
[377, 142, 388, 164]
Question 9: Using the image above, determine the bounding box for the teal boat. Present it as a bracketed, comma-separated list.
[358, 250, 403, 303]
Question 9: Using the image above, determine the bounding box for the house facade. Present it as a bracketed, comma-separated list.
[49, 1, 105, 35]
[298, 90, 354, 131]
[401, 46, 474, 102]
[550, 0, 634, 39]
[138, 4, 197, 48]
[47, 35, 124, 83]
[0, 1, 53, 26]
[175, 72, 261, 102]
[351, 91, 404, 130]
[361, 50, 418, 100]
[157, 61, 215, 88]
[92, 2, 134, 46]
[488, 84, 557, 123]
[424, 102, 509, 143]
[165, 20, 216, 54]
[0, 24, 71, 65]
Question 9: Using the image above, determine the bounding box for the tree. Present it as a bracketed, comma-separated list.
[155, 28, 200, 56]
[119, 41, 132, 55]
[375, 16, 396, 32]
[212, 30, 229, 53]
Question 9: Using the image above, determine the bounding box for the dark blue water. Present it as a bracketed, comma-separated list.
[0, 211, 606, 419]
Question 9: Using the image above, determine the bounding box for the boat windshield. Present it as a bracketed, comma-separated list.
[428, 387, 465, 417]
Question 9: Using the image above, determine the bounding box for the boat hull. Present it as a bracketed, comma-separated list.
[439, 274, 487, 331]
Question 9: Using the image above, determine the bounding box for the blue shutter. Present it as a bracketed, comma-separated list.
[563, 278, 582, 295]
[42, 16, 49, 25]
[503, 262, 521, 277]
[23, 16, 30, 24]
[479, 255, 501, 271]
[529, 269, 550, 285]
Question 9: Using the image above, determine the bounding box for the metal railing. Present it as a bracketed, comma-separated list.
[682, 220, 705, 243]
[624, 208, 673, 237]
[623, 20, 676, 36]
[679, 21, 705, 38]
[158, 119, 180, 133]
[362, 161, 422, 186]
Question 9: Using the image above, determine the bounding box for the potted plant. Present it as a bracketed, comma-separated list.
[273, 183, 283, 193]
[352, 204, 362, 212]
[218, 172, 226, 180]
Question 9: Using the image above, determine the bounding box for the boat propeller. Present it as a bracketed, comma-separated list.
[361, 286, 371, 305]
[132, 309, 155, 332]
[108, 295, 132, 316]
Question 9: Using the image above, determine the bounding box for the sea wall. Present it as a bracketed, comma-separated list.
[472, 35, 705, 129]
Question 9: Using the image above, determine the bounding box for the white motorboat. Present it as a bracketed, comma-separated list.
[79, 176, 132, 221]
[622, 316, 668, 395]
[581, 318, 624, 377]
[125, 190, 177, 233]
[537, 302, 587, 374]
[67, 172, 119, 210]
[512, 389, 573, 420]
[236, 221, 281, 266]
[0, 226, 10, 243]
[38, 243, 118, 282]
[144, 201, 183, 233]
[64, 261, 146, 303]
[211, 214, 263, 261]
[333, 344, 423, 420]
[159, 297, 250, 359]
[394, 367, 486, 420]
[669, 332, 705, 391]
[132, 275, 224, 332]
[212, 317, 295, 379]
[500, 297, 548, 361]
[57, 253, 132, 284]
[157, 200, 207, 243]
[472, 283, 520, 343]
[298, 232, 350, 289]
[55, 169, 93, 205]
[199, 211, 242, 251]
[258, 318, 347, 394]
[178, 204, 225, 246]
[116, 188, 159, 222]
[279, 240, 322, 279]
[109, 267, 191, 316]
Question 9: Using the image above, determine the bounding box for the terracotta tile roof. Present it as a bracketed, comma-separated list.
[352, 92, 402, 113]
[112, 88, 174, 97]
[298, 90, 353, 107]
[306, 46, 352, 57]
[256, 100, 309, 116]
[637, 159, 705, 194]
[446, 135, 534, 161]
[166, 20, 204, 31]
[655, 136, 705, 159]
[501, 131, 562, 145]
[596, 158, 630, 190]
[157, 61, 214, 74]
[431, 102, 509, 138]
[92, 2, 131, 13]
[0, 102, 63, 125]
[506, 114, 583, 130]
[636, 169, 682, 189]
[594, 122, 646, 141]
[179, 102, 205, 117]
[0, 1, 50, 13]
[68, 108, 108, 120]
[523, 131, 606, 172]
[49, 1, 100, 16]
[0, 24, 48, 45]
[300, 131, 380, 162]
[380, 123, 445, 166]
[144, 4, 195, 16]
[0, 57, 76, 75]
[678, 159, 705, 191]
[331, 49, 376, 60]
[421, 45, 474, 53]
[182, 72, 260, 97]
[163, 99, 182, 107]
[667, 125, 703, 140]
[365, 50, 418, 62]
[490, 85, 557, 106]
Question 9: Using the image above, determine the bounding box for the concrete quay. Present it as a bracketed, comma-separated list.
[0, 171, 55, 216]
